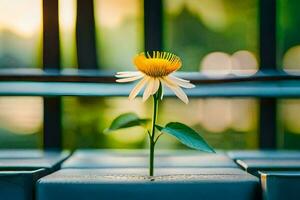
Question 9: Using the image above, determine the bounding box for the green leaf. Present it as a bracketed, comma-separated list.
[155, 124, 163, 131]
[105, 113, 150, 133]
[158, 122, 215, 153]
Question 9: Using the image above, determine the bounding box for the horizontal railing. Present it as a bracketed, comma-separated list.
[1, 69, 300, 97]
[1, 69, 300, 83]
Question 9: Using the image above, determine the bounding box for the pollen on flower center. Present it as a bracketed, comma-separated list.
[134, 51, 182, 77]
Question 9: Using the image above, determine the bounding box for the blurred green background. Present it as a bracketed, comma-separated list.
[0, 0, 299, 150]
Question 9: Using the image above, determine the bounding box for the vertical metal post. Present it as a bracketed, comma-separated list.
[42, 0, 62, 149]
[43, 97, 62, 149]
[259, 0, 277, 149]
[76, 0, 98, 69]
[144, 0, 163, 51]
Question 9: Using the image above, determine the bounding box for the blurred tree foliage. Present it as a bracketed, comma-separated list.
[277, 0, 300, 66]
[165, 0, 258, 70]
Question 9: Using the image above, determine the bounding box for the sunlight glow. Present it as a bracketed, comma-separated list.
[0, 97, 43, 134]
[59, 0, 77, 67]
[0, 0, 42, 38]
[59, 0, 76, 32]
[95, 0, 139, 28]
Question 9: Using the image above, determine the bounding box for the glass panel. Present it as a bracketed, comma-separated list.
[164, 0, 258, 75]
[0, 0, 42, 68]
[59, 0, 77, 68]
[62, 97, 258, 150]
[94, 0, 143, 70]
[0, 97, 43, 148]
[278, 0, 300, 72]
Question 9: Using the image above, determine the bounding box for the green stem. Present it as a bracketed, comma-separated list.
[149, 93, 158, 176]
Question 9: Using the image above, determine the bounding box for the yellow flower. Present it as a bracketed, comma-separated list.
[116, 51, 195, 104]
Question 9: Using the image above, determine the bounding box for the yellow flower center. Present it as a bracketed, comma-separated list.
[133, 51, 182, 77]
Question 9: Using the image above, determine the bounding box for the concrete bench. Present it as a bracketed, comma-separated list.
[0, 169, 46, 200]
[62, 149, 238, 168]
[227, 150, 300, 160]
[37, 168, 260, 200]
[0, 149, 70, 172]
[260, 171, 300, 200]
[0, 150, 70, 200]
[236, 159, 300, 176]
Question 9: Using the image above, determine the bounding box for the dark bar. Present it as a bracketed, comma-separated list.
[259, 98, 277, 148]
[43, 0, 60, 69]
[76, 0, 98, 69]
[144, 0, 163, 51]
[43, 0, 62, 149]
[43, 97, 62, 149]
[1, 69, 300, 83]
[259, 0, 277, 149]
[260, 0, 277, 70]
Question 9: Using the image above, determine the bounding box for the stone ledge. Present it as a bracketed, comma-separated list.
[0, 169, 46, 200]
[62, 150, 237, 168]
[227, 150, 300, 160]
[260, 171, 300, 200]
[37, 168, 260, 200]
[236, 159, 300, 176]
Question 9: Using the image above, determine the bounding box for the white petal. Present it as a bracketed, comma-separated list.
[142, 78, 160, 102]
[172, 86, 189, 104]
[170, 75, 190, 83]
[115, 71, 142, 78]
[129, 77, 149, 100]
[162, 76, 178, 87]
[161, 78, 189, 104]
[151, 78, 160, 95]
[168, 76, 195, 88]
[117, 71, 140, 75]
[143, 78, 155, 101]
[116, 74, 144, 83]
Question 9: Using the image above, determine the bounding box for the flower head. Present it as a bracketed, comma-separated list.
[116, 51, 195, 104]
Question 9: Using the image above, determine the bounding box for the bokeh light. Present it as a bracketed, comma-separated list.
[200, 50, 258, 76]
[231, 50, 258, 75]
[283, 45, 300, 72]
[200, 52, 232, 76]
[200, 99, 232, 133]
[0, 97, 43, 134]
